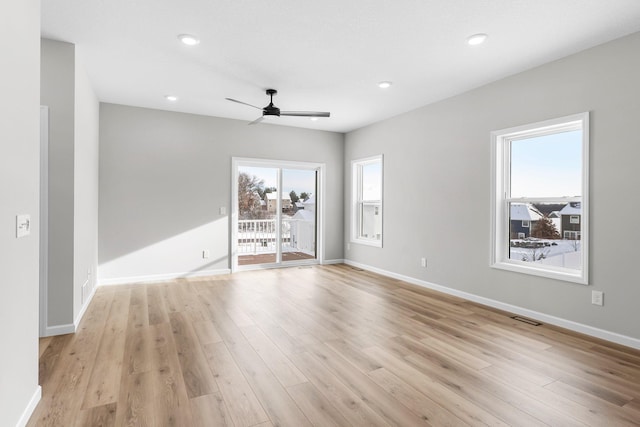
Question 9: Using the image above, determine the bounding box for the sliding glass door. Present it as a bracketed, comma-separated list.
[237, 165, 278, 265]
[232, 158, 322, 271]
[281, 168, 317, 263]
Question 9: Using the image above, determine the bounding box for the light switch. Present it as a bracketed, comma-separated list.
[16, 214, 31, 238]
[219, 206, 227, 215]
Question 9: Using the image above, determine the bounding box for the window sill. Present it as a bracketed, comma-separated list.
[491, 260, 587, 285]
[351, 238, 382, 248]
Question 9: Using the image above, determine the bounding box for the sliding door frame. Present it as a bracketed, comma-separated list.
[231, 157, 325, 272]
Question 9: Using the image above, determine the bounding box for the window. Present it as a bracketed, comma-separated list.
[564, 230, 581, 240]
[491, 113, 589, 284]
[352, 155, 383, 246]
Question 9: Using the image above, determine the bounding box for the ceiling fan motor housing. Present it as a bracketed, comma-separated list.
[264, 89, 280, 116]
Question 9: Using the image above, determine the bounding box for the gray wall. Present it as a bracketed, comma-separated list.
[99, 104, 344, 281]
[41, 38, 100, 331]
[73, 54, 100, 319]
[345, 31, 640, 341]
[41, 39, 75, 328]
[0, 0, 41, 425]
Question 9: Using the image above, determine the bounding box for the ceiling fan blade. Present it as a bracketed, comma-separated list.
[280, 111, 330, 118]
[248, 116, 264, 125]
[226, 98, 262, 110]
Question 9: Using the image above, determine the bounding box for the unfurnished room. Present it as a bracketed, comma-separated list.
[2, 1, 640, 426]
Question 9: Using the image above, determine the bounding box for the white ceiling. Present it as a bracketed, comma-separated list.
[41, 0, 640, 133]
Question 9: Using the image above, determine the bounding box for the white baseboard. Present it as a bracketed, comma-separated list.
[99, 268, 232, 286]
[74, 283, 97, 329]
[41, 283, 97, 337]
[322, 258, 345, 265]
[343, 260, 640, 350]
[16, 385, 41, 427]
[43, 323, 75, 337]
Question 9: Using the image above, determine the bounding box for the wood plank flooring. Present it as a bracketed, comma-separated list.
[29, 264, 640, 426]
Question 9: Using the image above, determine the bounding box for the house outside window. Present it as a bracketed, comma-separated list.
[564, 231, 581, 240]
[510, 203, 542, 239]
[351, 155, 383, 247]
[491, 113, 589, 284]
[560, 202, 582, 240]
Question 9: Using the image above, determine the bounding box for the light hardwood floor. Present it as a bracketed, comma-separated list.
[29, 264, 640, 426]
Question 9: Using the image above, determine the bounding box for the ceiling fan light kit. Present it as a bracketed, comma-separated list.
[226, 89, 330, 125]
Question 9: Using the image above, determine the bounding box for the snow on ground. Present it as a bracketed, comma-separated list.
[510, 239, 581, 269]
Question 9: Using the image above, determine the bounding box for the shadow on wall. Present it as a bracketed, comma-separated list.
[181, 257, 229, 276]
[98, 219, 229, 281]
[98, 106, 238, 267]
[98, 103, 344, 273]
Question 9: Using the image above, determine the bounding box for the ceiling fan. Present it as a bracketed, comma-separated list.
[226, 89, 330, 125]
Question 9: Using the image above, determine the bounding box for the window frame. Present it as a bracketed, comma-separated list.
[490, 112, 589, 284]
[351, 155, 383, 247]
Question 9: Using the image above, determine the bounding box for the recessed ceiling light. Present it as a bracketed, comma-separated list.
[310, 117, 319, 121]
[165, 95, 178, 102]
[178, 34, 200, 46]
[378, 81, 392, 89]
[467, 33, 488, 46]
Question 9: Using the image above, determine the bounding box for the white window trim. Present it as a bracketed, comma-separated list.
[351, 154, 383, 247]
[570, 215, 580, 224]
[522, 220, 530, 228]
[231, 157, 325, 272]
[490, 112, 589, 284]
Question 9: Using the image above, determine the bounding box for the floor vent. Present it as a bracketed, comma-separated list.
[511, 315, 542, 326]
[298, 266, 313, 269]
[350, 266, 364, 271]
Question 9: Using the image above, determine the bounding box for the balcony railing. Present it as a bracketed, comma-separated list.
[238, 218, 315, 255]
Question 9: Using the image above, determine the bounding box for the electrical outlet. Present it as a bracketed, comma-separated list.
[203, 249, 210, 259]
[346, 243, 350, 251]
[219, 206, 226, 215]
[591, 290, 604, 306]
[421, 257, 427, 268]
